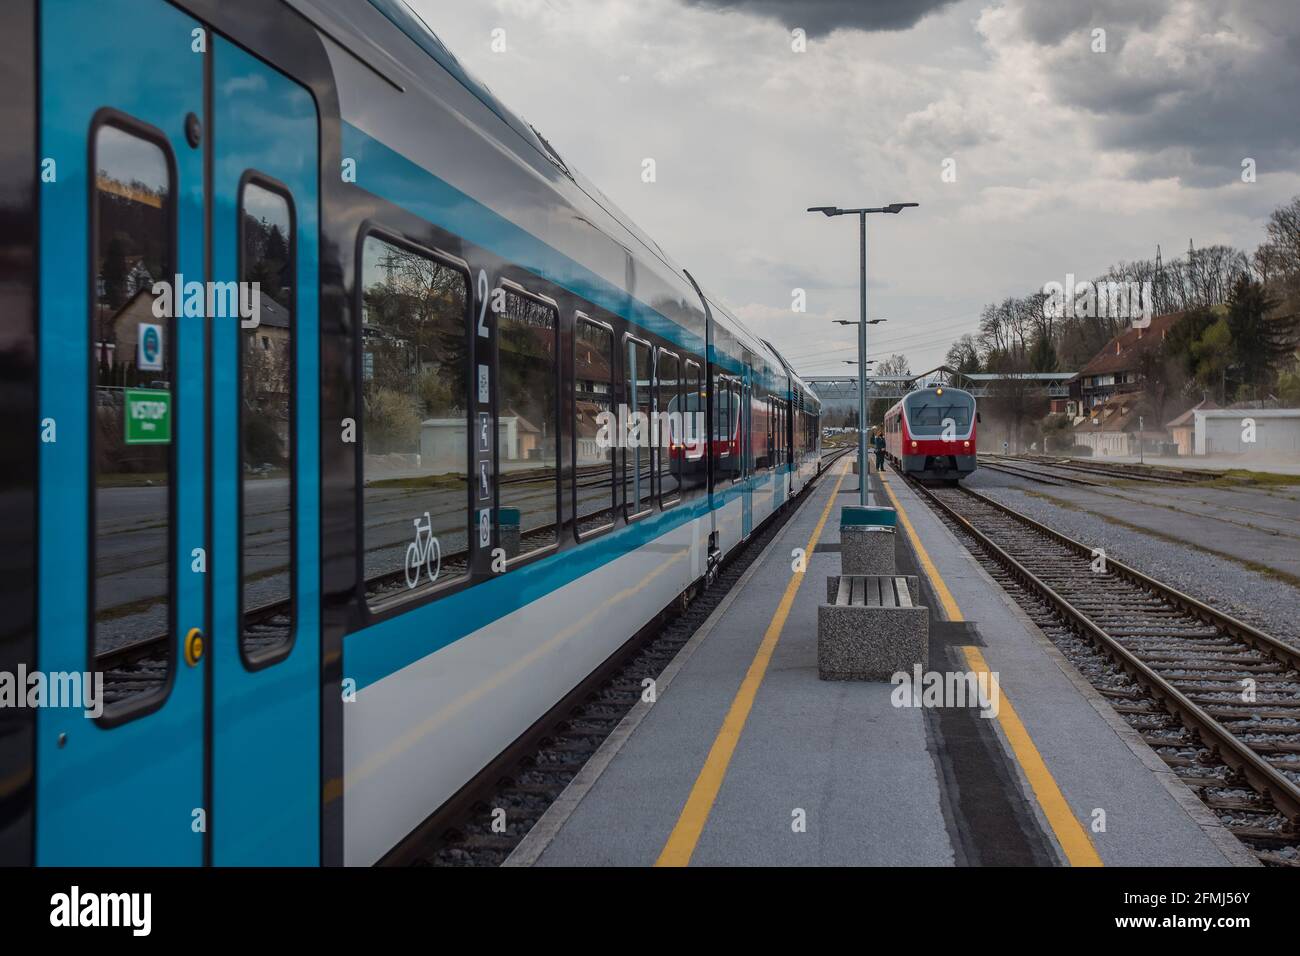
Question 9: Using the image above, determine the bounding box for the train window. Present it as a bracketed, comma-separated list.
[772, 398, 779, 466]
[498, 287, 559, 558]
[731, 381, 745, 483]
[904, 391, 973, 433]
[712, 374, 734, 483]
[782, 401, 789, 464]
[786, 402, 791, 463]
[624, 337, 653, 518]
[683, 359, 704, 490]
[711, 373, 725, 479]
[656, 349, 680, 506]
[238, 178, 294, 664]
[574, 316, 615, 537]
[767, 396, 775, 469]
[359, 233, 471, 609]
[764, 396, 770, 468]
[776, 400, 784, 465]
[740, 382, 754, 478]
[91, 120, 175, 716]
[785, 403, 795, 465]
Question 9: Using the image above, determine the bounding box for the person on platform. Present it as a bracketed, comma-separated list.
[873, 429, 886, 472]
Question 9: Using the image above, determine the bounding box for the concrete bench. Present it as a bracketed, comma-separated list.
[817, 574, 927, 681]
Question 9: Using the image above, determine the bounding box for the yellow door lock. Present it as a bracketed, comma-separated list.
[184, 627, 204, 666]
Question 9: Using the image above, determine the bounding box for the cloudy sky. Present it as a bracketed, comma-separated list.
[416, 0, 1300, 377]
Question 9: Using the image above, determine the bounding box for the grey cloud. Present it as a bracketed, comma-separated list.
[1009, 0, 1166, 46]
[998, 0, 1300, 183]
[683, 0, 960, 36]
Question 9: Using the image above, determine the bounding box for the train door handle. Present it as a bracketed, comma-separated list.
[184, 627, 205, 666]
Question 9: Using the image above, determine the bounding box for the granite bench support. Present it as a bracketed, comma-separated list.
[818, 574, 928, 681]
[840, 505, 897, 576]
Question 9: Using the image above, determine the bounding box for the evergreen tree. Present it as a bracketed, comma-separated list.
[1028, 331, 1059, 372]
[1225, 274, 1298, 396]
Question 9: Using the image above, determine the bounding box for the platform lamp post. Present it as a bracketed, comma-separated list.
[841, 360, 875, 441]
[809, 203, 917, 506]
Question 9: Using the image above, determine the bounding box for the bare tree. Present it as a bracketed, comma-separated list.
[945, 334, 981, 375]
[870, 353, 911, 424]
[977, 302, 1007, 357]
[1253, 242, 1284, 286]
[1266, 195, 1300, 268]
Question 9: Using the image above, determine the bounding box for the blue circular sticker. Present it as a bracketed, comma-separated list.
[141, 326, 160, 364]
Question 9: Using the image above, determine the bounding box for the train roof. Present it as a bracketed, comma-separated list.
[294, 0, 796, 383]
[761, 339, 817, 398]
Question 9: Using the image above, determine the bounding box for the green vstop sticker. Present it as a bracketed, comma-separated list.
[124, 388, 172, 444]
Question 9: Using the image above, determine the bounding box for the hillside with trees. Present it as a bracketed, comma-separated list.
[941, 195, 1300, 446]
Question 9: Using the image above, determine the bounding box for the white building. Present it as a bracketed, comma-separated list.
[419, 413, 542, 472]
[1193, 408, 1300, 456]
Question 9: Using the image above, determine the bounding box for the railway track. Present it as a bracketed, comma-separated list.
[978, 457, 1106, 487]
[989, 454, 1219, 485]
[396, 447, 854, 867]
[907, 475, 1300, 865]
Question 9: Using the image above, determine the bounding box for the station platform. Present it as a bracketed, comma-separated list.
[506, 455, 1256, 867]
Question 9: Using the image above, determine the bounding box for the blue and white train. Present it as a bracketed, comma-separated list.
[0, 0, 821, 866]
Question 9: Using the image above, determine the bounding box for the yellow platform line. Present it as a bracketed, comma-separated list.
[877, 473, 963, 622]
[879, 473, 1103, 867]
[655, 458, 849, 867]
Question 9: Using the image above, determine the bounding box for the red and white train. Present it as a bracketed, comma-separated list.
[882, 385, 979, 483]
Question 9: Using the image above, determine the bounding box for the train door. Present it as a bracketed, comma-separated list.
[36, 0, 320, 865]
[209, 36, 320, 865]
[38, 0, 208, 864]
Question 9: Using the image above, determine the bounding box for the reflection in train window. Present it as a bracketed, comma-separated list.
[498, 288, 558, 559]
[712, 373, 738, 483]
[730, 381, 744, 483]
[656, 350, 680, 505]
[677, 359, 705, 491]
[239, 179, 294, 662]
[91, 122, 174, 712]
[780, 400, 788, 465]
[624, 338, 653, 518]
[574, 318, 615, 536]
[359, 234, 470, 608]
[773, 398, 781, 466]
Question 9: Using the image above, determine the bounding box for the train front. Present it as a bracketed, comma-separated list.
[900, 386, 977, 482]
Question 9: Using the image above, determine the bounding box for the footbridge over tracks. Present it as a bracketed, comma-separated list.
[805, 365, 1076, 402]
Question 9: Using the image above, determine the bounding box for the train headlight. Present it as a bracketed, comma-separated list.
[963, 440, 970, 448]
[910, 441, 917, 449]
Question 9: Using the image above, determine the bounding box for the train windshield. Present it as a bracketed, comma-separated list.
[904, 390, 974, 435]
